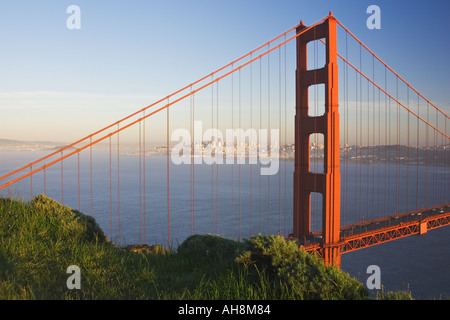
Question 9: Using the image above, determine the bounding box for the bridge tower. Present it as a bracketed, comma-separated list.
[293, 13, 341, 267]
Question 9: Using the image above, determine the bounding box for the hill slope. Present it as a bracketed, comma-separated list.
[0, 194, 409, 300]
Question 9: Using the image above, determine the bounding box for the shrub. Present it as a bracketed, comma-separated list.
[30, 194, 108, 244]
[177, 234, 248, 261]
[235, 235, 369, 300]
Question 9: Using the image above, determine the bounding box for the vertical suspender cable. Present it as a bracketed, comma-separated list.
[167, 99, 171, 249]
[355, 45, 359, 219]
[384, 66, 388, 215]
[44, 167, 46, 196]
[359, 44, 363, 220]
[231, 65, 234, 239]
[346, 33, 350, 223]
[416, 94, 420, 210]
[216, 82, 220, 235]
[386, 86, 393, 213]
[442, 117, 444, 202]
[446, 117, 448, 203]
[250, 54, 253, 236]
[139, 121, 142, 244]
[396, 77, 400, 214]
[192, 94, 195, 234]
[239, 68, 242, 241]
[30, 166, 33, 199]
[259, 58, 262, 234]
[278, 45, 282, 234]
[433, 106, 437, 206]
[283, 38, 287, 236]
[367, 55, 375, 219]
[78, 152, 80, 211]
[367, 58, 370, 219]
[407, 89, 410, 212]
[211, 75, 215, 235]
[61, 151, 64, 205]
[109, 136, 112, 241]
[267, 43, 271, 235]
[356, 67, 359, 222]
[90, 137, 93, 216]
[426, 102, 429, 207]
[377, 88, 381, 218]
[232, 65, 236, 239]
[117, 124, 121, 244]
[344, 31, 349, 226]
[143, 110, 147, 244]
[190, 90, 195, 235]
[190, 90, 193, 234]
[371, 55, 375, 220]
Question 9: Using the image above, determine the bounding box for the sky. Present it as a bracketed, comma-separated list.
[0, 0, 449, 143]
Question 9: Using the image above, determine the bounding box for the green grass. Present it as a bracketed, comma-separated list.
[0, 194, 413, 300]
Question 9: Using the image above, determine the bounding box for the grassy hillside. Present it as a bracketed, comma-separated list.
[0, 194, 411, 300]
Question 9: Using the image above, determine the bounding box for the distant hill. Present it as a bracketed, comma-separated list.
[0, 139, 67, 151]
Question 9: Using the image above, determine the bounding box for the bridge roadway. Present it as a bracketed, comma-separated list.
[294, 204, 450, 256]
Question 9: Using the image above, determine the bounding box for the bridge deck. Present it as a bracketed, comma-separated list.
[296, 204, 450, 256]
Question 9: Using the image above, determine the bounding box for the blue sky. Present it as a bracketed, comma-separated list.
[0, 0, 449, 143]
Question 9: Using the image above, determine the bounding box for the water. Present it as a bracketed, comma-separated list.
[0, 150, 449, 299]
[341, 227, 450, 299]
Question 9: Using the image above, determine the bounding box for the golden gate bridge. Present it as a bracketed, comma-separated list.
[1, 13, 449, 267]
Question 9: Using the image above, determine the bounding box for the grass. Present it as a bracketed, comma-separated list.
[0, 194, 414, 300]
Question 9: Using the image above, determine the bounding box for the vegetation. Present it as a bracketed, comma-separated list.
[0, 194, 413, 300]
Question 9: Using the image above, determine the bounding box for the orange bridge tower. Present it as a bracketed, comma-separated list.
[293, 13, 341, 267]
